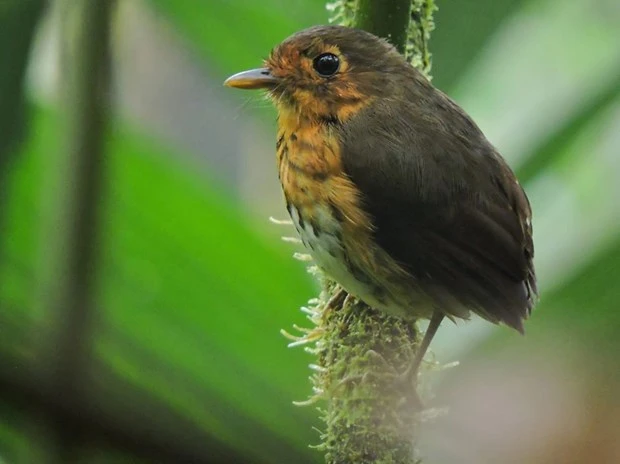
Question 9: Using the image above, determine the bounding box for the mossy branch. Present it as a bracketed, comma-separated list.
[354, 0, 413, 54]
[284, 2, 438, 464]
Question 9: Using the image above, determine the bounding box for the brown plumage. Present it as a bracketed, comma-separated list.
[225, 25, 537, 368]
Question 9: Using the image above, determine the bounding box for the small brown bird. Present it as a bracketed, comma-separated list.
[225, 25, 537, 375]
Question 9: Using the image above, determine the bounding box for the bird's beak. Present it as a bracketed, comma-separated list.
[224, 68, 279, 90]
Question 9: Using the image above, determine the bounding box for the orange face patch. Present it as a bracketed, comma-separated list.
[266, 41, 372, 123]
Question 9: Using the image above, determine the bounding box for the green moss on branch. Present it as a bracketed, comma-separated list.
[286, 2, 438, 463]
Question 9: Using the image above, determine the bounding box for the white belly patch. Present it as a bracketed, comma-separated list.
[288, 204, 407, 316]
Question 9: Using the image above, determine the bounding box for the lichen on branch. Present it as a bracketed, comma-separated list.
[327, 0, 436, 77]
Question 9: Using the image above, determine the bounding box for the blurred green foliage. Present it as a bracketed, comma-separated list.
[0, 0, 619, 463]
[1, 105, 319, 462]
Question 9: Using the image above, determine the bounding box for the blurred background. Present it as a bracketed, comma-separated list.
[0, 0, 619, 463]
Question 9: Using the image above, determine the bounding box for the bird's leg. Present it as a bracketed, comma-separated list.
[363, 310, 444, 410]
[398, 310, 444, 408]
[325, 286, 347, 310]
[408, 310, 444, 383]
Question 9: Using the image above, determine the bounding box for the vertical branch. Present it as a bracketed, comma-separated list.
[406, 0, 436, 78]
[291, 2, 437, 463]
[0, 0, 46, 303]
[35, 0, 114, 461]
[0, 0, 44, 174]
[354, 0, 412, 54]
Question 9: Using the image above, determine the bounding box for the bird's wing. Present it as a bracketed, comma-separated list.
[340, 97, 537, 331]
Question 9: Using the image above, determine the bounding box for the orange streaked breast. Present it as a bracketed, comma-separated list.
[274, 111, 415, 316]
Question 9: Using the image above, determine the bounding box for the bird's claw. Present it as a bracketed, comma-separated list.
[325, 287, 348, 311]
[364, 349, 425, 410]
[342, 292, 357, 308]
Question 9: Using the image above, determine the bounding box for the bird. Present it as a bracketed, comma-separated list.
[224, 25, 537, 380]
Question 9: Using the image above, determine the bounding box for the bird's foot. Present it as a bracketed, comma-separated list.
[321, 287, 348, 319]
[342, 292, 357, 308]
[364, 349, 425, 411]
[333, 350, 425, 410]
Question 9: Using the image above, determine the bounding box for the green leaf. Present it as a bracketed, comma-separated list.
[146, 0, 326, 75]
[517, 72, 620, 184]
[0, 106, 321, 462]
[431, 0, 527, 91]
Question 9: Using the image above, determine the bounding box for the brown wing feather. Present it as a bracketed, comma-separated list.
[340, 84, 537, 331]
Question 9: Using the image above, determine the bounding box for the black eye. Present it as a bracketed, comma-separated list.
[313, 53, 340, 77]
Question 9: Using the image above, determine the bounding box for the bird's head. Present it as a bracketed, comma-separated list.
[224, 25, 417, 123]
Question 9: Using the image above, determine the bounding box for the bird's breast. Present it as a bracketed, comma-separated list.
[275, 117, 371, 247]
[275, 116, 415, 316]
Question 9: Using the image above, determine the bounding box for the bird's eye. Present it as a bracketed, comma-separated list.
[313, 53, 340, 77]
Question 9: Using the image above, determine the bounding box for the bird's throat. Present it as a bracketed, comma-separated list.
[276, 107, 341, 183]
